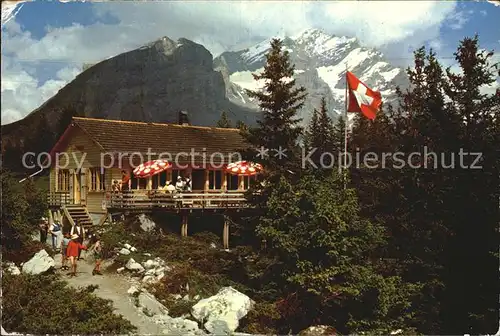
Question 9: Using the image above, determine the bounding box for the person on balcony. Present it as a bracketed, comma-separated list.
[121, 170, 131, 207]
[112, 180, 120, 193]
[121, 170, 130, 191]
[164, 181, 176, 194]
[184, 177, 192, 192]
[175, 176, 185, 192]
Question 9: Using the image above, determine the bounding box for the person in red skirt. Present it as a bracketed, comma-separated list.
[66, 234, 88, 277]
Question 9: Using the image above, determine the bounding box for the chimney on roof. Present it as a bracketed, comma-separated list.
[178, 111, 190, 126]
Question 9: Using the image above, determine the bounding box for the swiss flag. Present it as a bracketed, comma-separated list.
[346, 71, 382, 120]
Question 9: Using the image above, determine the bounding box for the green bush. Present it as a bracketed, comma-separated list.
[162, 297, 195, 318]
[2, 272, 136, 335]
[151, 262, 225, 298]
[239, 301, 281, 335]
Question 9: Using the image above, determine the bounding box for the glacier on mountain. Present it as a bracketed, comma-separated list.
[215, 28, 409, 124]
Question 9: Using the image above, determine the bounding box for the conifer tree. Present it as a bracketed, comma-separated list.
[304, 97, 336, 169]
[332, 115, 346, 155]
[439, 36, 499, 333]
[244, 38, 307, 176]
[1, 169, 31, 253]
[23, 177, 47, 225]
[349, 38, 499, 334]
[255, 171, 419, 334]
[216, 111, 232, 128]
[236, 120, 248, 132]
[304, 108, 318, 151]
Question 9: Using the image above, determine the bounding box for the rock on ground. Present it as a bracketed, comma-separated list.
[126, 258, 145, 273]
[5, 262, 21, 275]
[120, 248, 131, 255]
[154, 315, 205, 335]
[191, 286, 254, 334]
[1, 326, 22, 335]
[138, 291, 169, 316]
[22, 249, 55, 275]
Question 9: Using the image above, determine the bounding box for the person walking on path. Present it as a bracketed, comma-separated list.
[39, 217, 48, 244]
[48, 220, 61, 250]
[66, 234, 88, 277]
[71, 221, 86, 260]
[91, 236, 103, 276]
[60, 232, 71, 270]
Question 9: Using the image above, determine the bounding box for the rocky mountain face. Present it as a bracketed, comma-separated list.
[2, 30, 409, 157]
[215, 29, 409, 123]
[1, 36, 258, 149]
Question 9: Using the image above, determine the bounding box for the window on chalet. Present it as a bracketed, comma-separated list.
[130, 175, 147, 189]
[89, 168, 106, 191]
[171, 169, 182, 182]
[226, 174, 239, 191]
[152, 171, 168, 189]
[57, 169, 70, 191]
[242, 175, 256, 190]
[208, 170, 222, 190]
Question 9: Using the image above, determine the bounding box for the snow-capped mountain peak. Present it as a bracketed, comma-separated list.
[214, 29, 409, 124]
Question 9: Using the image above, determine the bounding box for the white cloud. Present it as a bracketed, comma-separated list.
[446, 10, 471, 30]
[1, 53, 80, 125]
[1, 0, 460, 124]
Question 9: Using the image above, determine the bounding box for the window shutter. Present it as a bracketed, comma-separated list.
[81, 168, 88, 202]
[69, 169, 74, 198]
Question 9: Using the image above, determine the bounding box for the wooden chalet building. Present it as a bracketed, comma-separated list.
[47, 116, 255, 248]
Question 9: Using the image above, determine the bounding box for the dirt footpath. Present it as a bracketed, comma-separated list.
[54, 252, 165, 335]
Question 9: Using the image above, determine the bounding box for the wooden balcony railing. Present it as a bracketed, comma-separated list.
[47, 192, 72, 207]
[107, 190, 249, 210]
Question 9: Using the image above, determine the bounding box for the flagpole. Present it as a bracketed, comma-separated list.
[343, 66, 348, 190]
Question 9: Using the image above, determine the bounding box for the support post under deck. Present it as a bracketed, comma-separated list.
[181, 214, 188, 237]
[223, 216, 230, 250]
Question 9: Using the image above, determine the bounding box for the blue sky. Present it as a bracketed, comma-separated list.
[2, 0, 499, 125]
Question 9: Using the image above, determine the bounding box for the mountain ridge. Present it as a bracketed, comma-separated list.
[2, 29, 409, 157]
[215, 28, 408, 124]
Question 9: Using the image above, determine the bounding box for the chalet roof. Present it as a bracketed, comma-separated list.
[71, 117, 249, 157]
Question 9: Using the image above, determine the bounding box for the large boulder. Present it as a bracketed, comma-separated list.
[21, 249, 55, 275]
[138, 291, 169, 316]
[191, 286, 254, 334]
[298, 325, 339, 335]
[138, 214, 156, 232]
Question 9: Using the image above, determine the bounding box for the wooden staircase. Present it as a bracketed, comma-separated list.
[63, 205, 93, 230]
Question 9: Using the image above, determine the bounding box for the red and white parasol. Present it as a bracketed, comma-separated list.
[225, 161, 263, 176]
[133, 159, 172, 178]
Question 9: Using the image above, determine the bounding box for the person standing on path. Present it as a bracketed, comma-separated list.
[48, 220, 61, 250]
[71, 220, 86, 260]
[39, 217, 48, 244]
[66, 234, 88, 277]
[60, 232, 71, 270]
[91, 236, 103, 276]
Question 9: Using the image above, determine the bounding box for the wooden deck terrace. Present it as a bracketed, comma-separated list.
[108, 190, 250, 212]
[48, 190, 251, 212]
